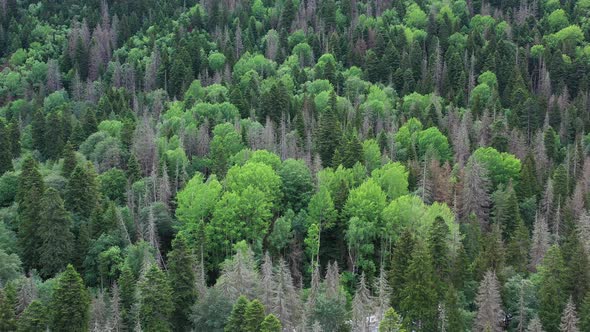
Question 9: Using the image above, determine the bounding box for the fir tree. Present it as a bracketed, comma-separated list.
[138, 264, 174, 332]
[244, 299, 265, 332]
[8, 117, 20, 159]
[118, 265, 136, 329]
[507, 219, 531, 274]
[260, 314, 282, 332]
[527, 316, 545, 332]
[44, 112, 65, 160]
[428, 216, 450, 296]
[51, 265, 91, 332]
[38, 188, 74, 278]
[168, 235, 197, 331]
[389, 230, 415, 308]
[31, 110, 46, 157]
[580, 293, 590, 332]
[126, 154, 142, 184]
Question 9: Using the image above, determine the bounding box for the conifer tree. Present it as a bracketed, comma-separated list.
[378, 307, 405, 332]
[507, 219, 531, 273]
[399, 242, 437, 331]
[51, 264, 90, 332]
[352, 273, 374, 332]
[389, 230, 415, 308]
[31, 110, 46, 157]
[38, 188, 74, 278]
[474, 270, 504, 332]
[45, 112, 65, 160]
[0, 285, 16, 331]
[538, 245, 567, 332]
[527, 316, 545, 332]
[0, 120, 13, 175]
[118, 265, 136, 329]
[16, 300, 49, 332]
[168, 235, 197, 331]
[580, 293, 590, 332]
[260, 314, 282, 332]
[244, 299, 265, 332]
[62, 141, 77, 177]
[316, 91, 342, 167]
[17, 156, 45, 271]
[225, 295, 249, 332]
[559, 297, 579, 332]
[428, 216, 450, 296]
[126, 154, 142, 184]
[66, 163, 99, 218]
[8, 117, 20, 159]
[137, 264, 174, 332]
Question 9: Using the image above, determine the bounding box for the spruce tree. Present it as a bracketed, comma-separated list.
[16, 300, 49, 332]
[538, 245, 567, 332]
[66, 163, 99, 218]
[62, 141, 77, 177]
[17, 156, 45, 271]
[38, 188, 74, 278]
[44, 112, 65, 160]
[445, 286, 465, 332]
[51, 264, 90, 332]
[225, 295, 249, 332]
[0, 285, 16, 331]
[378, 307, 405, 332]
[260, 314, 282, 332]
[244, 299, 265, 332]
[316, 91, 342, 167]
[118, 265, 136, 329]
[389, 230, 415, 308]
[8, 116, 20, 158]
[428, 216, 450, 297]
[31, 110, 46, 157]
[580, 293, 590, 332]
[399, 242, 437, 331]
[126, 154, 142, 184]
[168, 235, 197, 331]
[0, 120, 13, 174]
[507, 219, 531, 274]
[138, 264, 174, 332]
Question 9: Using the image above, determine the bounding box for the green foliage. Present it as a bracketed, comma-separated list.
[51, 265, 90, 332]
[471, 147, 521, 189]
[260, 314, 282, 332]
[138, 264, 174, 332]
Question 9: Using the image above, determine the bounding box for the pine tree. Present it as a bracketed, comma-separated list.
[0, 285, 16, 331]
[51, 264, 91, 332]
[66, 163, 99, 218]
[17, 156, 45, 271]
[474, 270, 504, 332]
[399, 242, 437, 331]
[38, 188, 74, 278]
[378, 307, 405, 332]
[538, 245, 567, 332]
[62, 141, 78, 177]
[559, 297, 579, 332]
[0, 120, 13, 174]
[225, 295, 249, 332]
[167, 235, 197, 331]
[137, 264, 174, 332]
[260, 314, 282, 332]
[244, 299, 265, 332]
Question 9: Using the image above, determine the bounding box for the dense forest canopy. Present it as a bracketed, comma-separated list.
[0, 0, 590, 331]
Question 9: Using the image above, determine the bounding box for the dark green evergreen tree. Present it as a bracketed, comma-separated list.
[244, 299, 265, 332]
[61, 141, 77, 177]
[538, 245, 567, 332]
[225, 295, 249, 332]
[168, 235, 197, 331]
[31, 110, 46, 157]
[16, 300, 49, 332]
[51, 264, 90, 332]
[17, 156, 45, 271]
[138, 264, 174, 332]
[38, 188, 74, 278]
[0, 284, 16, 331]
[316, 91, 342, 167]
[389, 230, 415, 308]
[65, 163, 99, 218]
[0, 120, 13, 174]
[260, 314, 282, 332]
[428, 216, 450, 297]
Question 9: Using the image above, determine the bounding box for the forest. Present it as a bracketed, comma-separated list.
[0, 0, 590, 331]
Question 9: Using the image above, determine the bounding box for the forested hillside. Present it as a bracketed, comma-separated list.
[0, 0, 590, 331]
